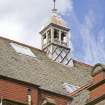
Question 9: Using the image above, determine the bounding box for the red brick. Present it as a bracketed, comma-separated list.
[90, 83, 105, 100]
[0, 79, 72, 105]
[0, 79, 38, 105]
[92, 72, 105, 84]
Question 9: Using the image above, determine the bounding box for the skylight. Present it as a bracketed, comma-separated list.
[10, 43, 36, 58]
[63, 83, 80, 93]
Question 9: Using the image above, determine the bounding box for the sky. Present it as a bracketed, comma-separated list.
[0, 0, 105, 65]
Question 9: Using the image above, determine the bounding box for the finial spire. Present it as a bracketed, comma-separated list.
[52, 0, 57, 12]
[53, 0, 56, 10]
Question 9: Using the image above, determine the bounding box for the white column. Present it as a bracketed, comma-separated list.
[59, 30, 61, 45]
[46, 31, 48, 45]
[51, 27, 54, 43]
[28, 94, 32, 105]
[41, 35, 44, 49]
[67, 32, 69, 47]
[0, 97, 3, 105]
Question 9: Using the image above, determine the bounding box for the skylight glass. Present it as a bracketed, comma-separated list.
[63, 83, 80, 93]
[10, 43, 36, 58]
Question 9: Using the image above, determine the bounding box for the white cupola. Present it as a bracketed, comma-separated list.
[40, 0, 73, 66]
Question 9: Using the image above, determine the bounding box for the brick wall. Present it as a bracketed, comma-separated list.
[0, 78, 72, 105]
[0, 79, 39, 105]
[90, 83, 105, 101]
[86, 65, 105, 105]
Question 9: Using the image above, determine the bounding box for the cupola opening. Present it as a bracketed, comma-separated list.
[54, 29, 59, 39]
[47, 29, 51, 43]
[43, 33, 47, 44]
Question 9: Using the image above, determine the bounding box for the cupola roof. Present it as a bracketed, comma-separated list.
[40, 0, 69, 32]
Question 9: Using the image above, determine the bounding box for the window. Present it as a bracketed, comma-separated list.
[2, 99, 26, 105]
[10, 43, 36, 58]
[45, 102, 55, 105]
[41, 98, 56, 105]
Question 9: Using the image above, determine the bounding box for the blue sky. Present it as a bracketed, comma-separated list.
[65, 0, 105, 65]
[0, 0, 105, 65]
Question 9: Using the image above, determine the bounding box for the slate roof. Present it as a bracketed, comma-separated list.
[0, 36, 92, 97]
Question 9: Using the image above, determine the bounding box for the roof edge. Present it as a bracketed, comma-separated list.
[0, 75, 73, 99]
[0, 75, 40, 88]
[40, 88, 73, 100]
[73, 59, 93, 68]
[40, 23, 70, 34]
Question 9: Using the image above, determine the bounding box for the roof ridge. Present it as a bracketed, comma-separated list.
[73, 59, 93, 68]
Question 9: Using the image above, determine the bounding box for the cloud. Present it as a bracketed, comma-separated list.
[0, 0, 73, 48]
[96, 28, 105, 63]
[80, 10, 96, 64]
[0, 0, 104, 65]
[80, 10, 105, 64]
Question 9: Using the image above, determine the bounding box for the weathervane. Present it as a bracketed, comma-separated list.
[53, 0, 56, 10]
[52, 0, 57, 12]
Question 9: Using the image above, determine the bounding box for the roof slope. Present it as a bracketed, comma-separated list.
[0, 37, 92, 97]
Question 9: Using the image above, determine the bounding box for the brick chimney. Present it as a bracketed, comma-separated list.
[86, 63, 105, 105]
